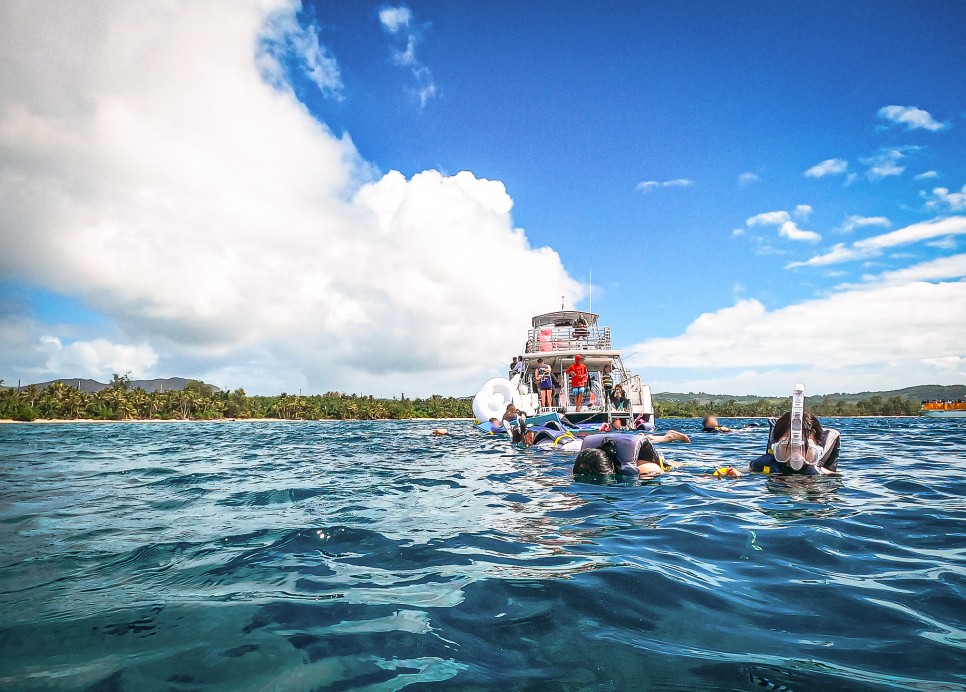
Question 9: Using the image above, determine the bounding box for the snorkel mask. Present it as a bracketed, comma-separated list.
[772, 383, 821, 470]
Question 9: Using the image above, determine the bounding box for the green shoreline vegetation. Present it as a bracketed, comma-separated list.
[0, 375, 471, 422]
[0, 374, 932, 422]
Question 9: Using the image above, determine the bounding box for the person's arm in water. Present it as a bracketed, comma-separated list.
[645, 430, 691, 444]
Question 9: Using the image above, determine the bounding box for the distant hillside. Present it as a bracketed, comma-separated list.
[2, 377, 222, 394]
[654, 384, 966, 405]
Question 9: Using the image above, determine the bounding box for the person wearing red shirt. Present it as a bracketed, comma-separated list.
[565, 354, 590, 410]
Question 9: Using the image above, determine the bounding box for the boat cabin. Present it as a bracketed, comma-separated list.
[512, 310, 654, 426]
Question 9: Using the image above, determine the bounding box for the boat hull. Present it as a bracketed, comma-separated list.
[922, 410, 966, 418]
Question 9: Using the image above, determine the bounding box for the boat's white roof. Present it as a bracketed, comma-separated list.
[522, 350, 622, 369]
[531, 311, 599, 328]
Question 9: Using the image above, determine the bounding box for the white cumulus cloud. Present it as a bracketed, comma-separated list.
[922, 184, 966, 212]
[258, 3, 343, 97]
[737, 172, 760, 186]
[39, 337, 158, 380]
[788, 216, 966, 268]
[636, 178, 694, 191]
[745, 207, 820, 242]
[861, 147, 919, 180]
[840, 214, 891, 233]
[378, 6, 412, 33]
[0, 0, 580, 395]
[625, 258, 966, 395]
[378, 5, 436, 108]
[877, 105, 948, 132]
[804, 158, 848, 178]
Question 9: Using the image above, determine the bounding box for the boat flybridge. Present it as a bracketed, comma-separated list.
[472, 310, 656, 429]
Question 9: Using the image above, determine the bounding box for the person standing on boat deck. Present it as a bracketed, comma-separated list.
[573, 316, 589, 348]
[512, 356, 526, 378]
[535, 358, 554, 409]
[508, 357, 518, 379]
[601, 364, 614, 405]
[565, 354, 590, 410]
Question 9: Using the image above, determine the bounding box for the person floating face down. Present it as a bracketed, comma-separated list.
[750, 388, 840, 475]
[573, 436, 671, 477]
[565, 355, 590, 410]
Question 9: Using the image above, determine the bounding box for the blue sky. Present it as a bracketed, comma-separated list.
[1, 1, 964, 395]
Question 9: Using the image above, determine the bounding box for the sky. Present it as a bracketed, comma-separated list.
[1, 0, 964, 397]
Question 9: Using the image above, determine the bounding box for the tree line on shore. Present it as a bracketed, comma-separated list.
[0, 375, 472, 421]
[0, 375, 925, 422]
[654, 394, 921, 418]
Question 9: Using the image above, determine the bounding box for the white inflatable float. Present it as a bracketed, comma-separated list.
[472, 377, 517, 424]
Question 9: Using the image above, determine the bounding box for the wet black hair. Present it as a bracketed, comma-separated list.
[573, 447, 620, 475]
[636, 438, 658, 462]
[773, 411, 824, 443]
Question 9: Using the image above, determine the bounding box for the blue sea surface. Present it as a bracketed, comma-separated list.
[1, 418, 964, 690]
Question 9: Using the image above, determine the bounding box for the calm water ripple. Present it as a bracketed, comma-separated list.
[1, 418, 965, 690]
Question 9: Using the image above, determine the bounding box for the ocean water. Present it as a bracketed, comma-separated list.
[0, 418, 964, 691]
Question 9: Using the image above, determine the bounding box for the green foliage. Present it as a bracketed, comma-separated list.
[0, 374, 472, 421]
[654, 394, 921, 418]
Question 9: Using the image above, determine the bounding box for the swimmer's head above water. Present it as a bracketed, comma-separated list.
[750, 382, 840, 475]
[771, 383, 822, 470]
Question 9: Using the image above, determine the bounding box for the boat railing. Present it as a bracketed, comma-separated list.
[524, 326, 611, 353]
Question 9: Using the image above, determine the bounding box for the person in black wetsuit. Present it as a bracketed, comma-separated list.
[702, 415, 733, 432]
[749, 411, 840, 476]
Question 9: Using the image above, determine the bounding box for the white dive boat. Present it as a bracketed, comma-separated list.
[473, 310, 655, 428]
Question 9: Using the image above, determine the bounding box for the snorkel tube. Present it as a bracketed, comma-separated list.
[773, 383, 809, 470]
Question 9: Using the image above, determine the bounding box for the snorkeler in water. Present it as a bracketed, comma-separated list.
[573, 434, 674, 477]
[702, 415, 733, 432]
[749, 383, 840, 476]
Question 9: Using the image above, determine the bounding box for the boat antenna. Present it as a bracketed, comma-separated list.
[589, 270, 593, 313]
[561, 295, 564, 310]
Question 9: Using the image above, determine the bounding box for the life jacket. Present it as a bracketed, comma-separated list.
[754, 417, 841, 474]
[580, 433, 667, 474]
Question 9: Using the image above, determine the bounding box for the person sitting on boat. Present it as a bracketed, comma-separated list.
[535, 357, 554, 409]
[610, 384, 629, 411]
[573, 434, 673, 477]
[749, 384, 840, 476]
[565, 355, 590, 410]
[502, 403, 527, 433]
[702, 415, 733, 432]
